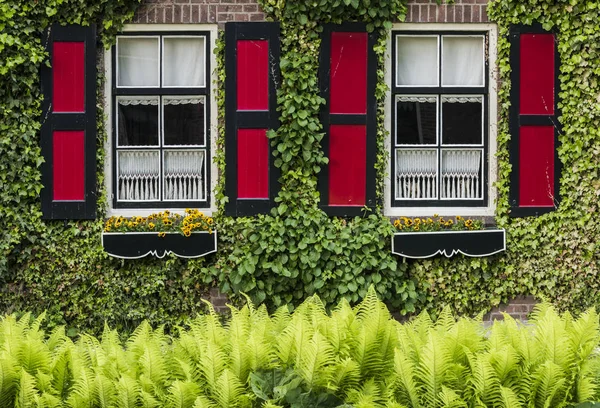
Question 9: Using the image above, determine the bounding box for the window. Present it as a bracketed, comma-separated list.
[387, 26, 497, 216]
[110, 30, 212, 211]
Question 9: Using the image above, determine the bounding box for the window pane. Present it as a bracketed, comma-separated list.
[396, 36, 438, 86]
[396, 96, 437, 145]
[441, 149, 482, 199]
[442, 36, 484, 86]
[441, 96, 482, 145]
[163, 37, 205, 87]
[117, 37, 159, 87]
[163, 97, 205, 146]
[117, 150, 160, 201]
[395, 149, 438, 199]
[117, 97, 159, 147]
[163, 150, 205, 201]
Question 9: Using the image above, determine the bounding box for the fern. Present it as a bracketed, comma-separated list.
[15, 369, 38, 408]
[297, 331, 335, 389]
[416, 332, 451, 408]
[115, 375, 140, 408]
[214, 369, 246, 408]
[166, 380, 201, 408]
[499, 385, 523, 408]
[389, 350, 420, 408]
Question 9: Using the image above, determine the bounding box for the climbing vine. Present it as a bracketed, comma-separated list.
[2, 0, 600, 336]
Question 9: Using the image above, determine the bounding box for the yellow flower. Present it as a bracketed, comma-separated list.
[104, 226, 111, 232]
[158, 232, 166, 238]
[465, 220, 473, 227]
[148, 223, 155, 229]
[456, 215, 463, 220]
[414, 225, 420, 231]
[183, 229, 191, 237]
[427, 218, 433, 224]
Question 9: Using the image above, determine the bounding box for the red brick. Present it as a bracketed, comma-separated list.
[217, 12, 234, 22]
[428, 5, 437, 22]
[249, 12, 265, 21]
[165, 4, 173, 23]
[446, 4, 455, 22]
[208, 4, 216, 22]
[191, 4, 199, 21]
[481, 5, 489, 22]
[464, 5, 472, 22]
[243, 4, 258, 12]
[217, 4, 243, 12]
[234, 13, 249, 21]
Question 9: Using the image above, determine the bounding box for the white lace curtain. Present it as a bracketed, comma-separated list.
[118, 150, 205, 202]
[396, 149, 482, 200]
[117, 36, 205, 88]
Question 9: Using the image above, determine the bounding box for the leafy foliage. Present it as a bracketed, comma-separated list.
[0, 292, 600, 407]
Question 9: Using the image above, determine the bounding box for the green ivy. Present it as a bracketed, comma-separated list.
[3, 0, 600, 336]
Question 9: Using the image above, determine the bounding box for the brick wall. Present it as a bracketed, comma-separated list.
[132, 0, 489, 25]
[484, 296, 538, 322]
[405, 0, 489, 23]
[132, 0, 265, 24]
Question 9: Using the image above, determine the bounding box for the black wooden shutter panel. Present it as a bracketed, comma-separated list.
[224, 22, 280, 217]
[41, 24, 97, 220]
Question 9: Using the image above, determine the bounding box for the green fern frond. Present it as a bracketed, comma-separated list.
[95, 373, 116, 408]
[166, 380, 201, 408]
[416, 332, 451, 408]
[139, 341, 169, 394]
[66, 366, 96, 408]
[214, 369, 246, 408]
[345, 378, 384, 407]
[140, 389, 161, 408]
[46, 326, 67, 353]
[531, 361, 567, 408]
[51, 343, 73, 400]
[260, 402, 283, 408]
[330, 358, 361, 396]
[575, 374, 597, 404]
[35, 392, 62, 408]
[198, 338, 228, 399]
[17, 332, 52, 375]
[297, 331, 335, 389]
[390, 350, 420, 408]
[15, 369, 38, 408]
[499, 385, 523, 408]
[466, 352, 501, 407]
[438, 385, 467, 408]
[115, 375, 140, 408]
[193, 395, 216, 408]
[489, 345, 520, 387]
[0, 355, 19, 407]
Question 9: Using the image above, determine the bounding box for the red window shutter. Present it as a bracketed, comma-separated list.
[41, 24, 97, 219]
[509, 25, 560, 217]
[319, 25, 376, 216]
[225, 22, 280, 216]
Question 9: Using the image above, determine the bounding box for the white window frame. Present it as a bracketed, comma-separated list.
[104, 24, 218, 217]
[384, 23, 498, 217]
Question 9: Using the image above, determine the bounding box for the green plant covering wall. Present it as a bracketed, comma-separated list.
[2, 0, 600, 335]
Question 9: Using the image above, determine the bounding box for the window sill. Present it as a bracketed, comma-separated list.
[391, 228, 505, 259]
[102, 231, 217, 259]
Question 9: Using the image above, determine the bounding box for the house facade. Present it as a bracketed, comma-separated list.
[2, 0, 597, 332]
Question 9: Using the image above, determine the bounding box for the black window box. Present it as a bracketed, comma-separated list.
[102, 231, 217, 259]
[392, 229, 506, 259]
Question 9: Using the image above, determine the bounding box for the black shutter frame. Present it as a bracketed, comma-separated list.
[318, 23, 378, 217]
[224, 22, 280, 217]
[41, 24, 97, 220]
[508, 24, 562, 218]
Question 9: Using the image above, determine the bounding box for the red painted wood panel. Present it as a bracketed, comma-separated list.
[330, 32, 367, 115]
[237, 40, 269, 111]
[519, 126, 554, 207]
[520, 34, 554, 115]
[328, 125, 366, 206]
[237, 129, 269, 198]
[53, 42, 85, 113]
[53, 131, 85, 201]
